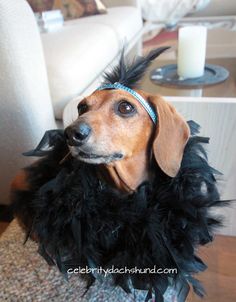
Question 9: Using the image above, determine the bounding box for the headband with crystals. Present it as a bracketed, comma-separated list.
[96, 82, 157, 124]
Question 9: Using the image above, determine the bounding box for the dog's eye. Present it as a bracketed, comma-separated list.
[117, 101, 135, 115]
[78, 103, 88, 116]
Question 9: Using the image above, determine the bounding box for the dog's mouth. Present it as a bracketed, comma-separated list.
[78, 151, 123, 164]
[69, 147, 123, 164]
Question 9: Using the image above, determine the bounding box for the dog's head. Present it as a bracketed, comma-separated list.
[65, 48, 190, 190]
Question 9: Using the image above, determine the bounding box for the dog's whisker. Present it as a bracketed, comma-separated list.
[59, 151, 72, 165]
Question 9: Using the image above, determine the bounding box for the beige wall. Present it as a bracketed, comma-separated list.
[194, 0, 236, 17]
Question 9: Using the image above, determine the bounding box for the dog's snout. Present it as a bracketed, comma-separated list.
[65, 123, 91, 146]
[75, 123, 91, 141]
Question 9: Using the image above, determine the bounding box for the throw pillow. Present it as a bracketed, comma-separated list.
[27, 0, 54, 12]
[27, 0, 107, 20]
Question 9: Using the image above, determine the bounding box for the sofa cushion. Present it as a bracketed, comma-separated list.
[42, 21, 119, 119]
[66, 6, 142, 47]
[41, 6, 142, 119]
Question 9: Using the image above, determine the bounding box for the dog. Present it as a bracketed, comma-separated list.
[12, 47, 189, 194]
[11, 47, 227, 302]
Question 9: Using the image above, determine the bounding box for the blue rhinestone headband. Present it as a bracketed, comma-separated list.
[96, 82, 157, 124]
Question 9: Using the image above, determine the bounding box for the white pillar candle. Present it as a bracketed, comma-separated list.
[177, 26, 207, 79]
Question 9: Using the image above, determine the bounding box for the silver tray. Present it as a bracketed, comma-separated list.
[150, 64, 229, 88]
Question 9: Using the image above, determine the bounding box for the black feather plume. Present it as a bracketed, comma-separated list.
[103, 47, 170, 88]
[11, 121, 231, 301]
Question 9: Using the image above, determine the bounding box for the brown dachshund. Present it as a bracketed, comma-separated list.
[11, 48, 190, 195]
[10, 48, 225, 301]
[11, 93, 190, 195]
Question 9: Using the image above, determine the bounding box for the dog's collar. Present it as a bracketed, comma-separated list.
[96, 82, 157, 124]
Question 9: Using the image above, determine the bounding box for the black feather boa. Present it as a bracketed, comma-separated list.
[11, 121, 228, 302]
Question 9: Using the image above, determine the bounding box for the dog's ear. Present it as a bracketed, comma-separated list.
[148, 95, 190, 177]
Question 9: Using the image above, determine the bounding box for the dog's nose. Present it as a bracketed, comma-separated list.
[65, 123, 91, 146]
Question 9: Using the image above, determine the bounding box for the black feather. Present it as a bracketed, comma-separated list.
[103, 47, 170, 88]
[23, 129, 65, 157]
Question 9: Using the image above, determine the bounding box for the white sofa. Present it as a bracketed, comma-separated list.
[0, 0, 142, 204]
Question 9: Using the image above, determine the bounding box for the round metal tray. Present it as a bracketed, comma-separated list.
[150, 64, 229, 88]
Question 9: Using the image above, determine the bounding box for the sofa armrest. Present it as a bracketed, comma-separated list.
[103, 0, 140, 8]
[0, 0, 57, 204]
